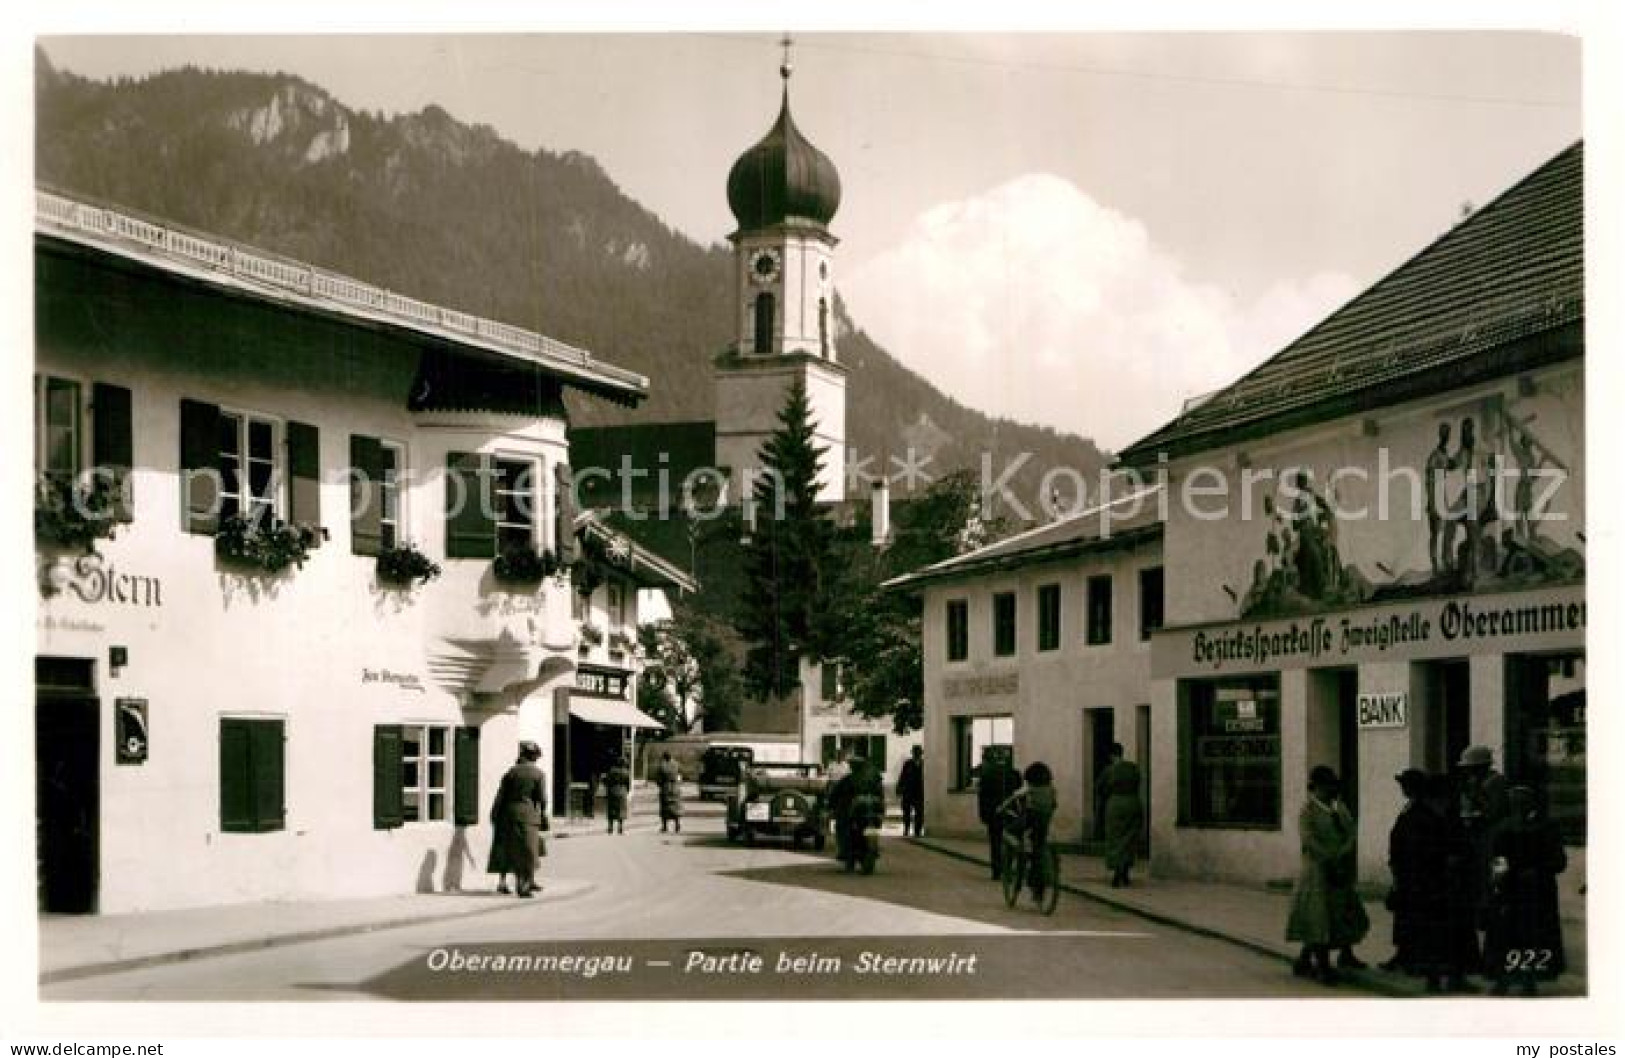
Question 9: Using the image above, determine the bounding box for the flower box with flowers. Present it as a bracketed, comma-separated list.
[376, 543, 442, 588]
[493, 544, 559, 586]
[214, 514, 326, 574]
[34, 473, 121, 554]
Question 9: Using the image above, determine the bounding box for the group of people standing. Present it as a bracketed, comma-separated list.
[1288, 745, 1569, 995]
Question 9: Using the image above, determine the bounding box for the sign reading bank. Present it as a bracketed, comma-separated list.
[1357, 692, 1408, 730]
[1152, 584, 1585, 679]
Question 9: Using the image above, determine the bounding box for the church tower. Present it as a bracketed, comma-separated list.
[714, 45, 847, 503]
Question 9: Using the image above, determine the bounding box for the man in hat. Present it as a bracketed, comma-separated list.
[1458, 744, 1509, 948]
[490, 741, 548, 898]
[897, 746, 925, 838]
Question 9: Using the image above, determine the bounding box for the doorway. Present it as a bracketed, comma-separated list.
[1084, 708, 1115, 841]
[1307, 668, 1359, 817]
[1418, 659, 1471, 776]
[36, 657, 99, 914]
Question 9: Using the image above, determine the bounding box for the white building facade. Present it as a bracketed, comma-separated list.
[32, 190, 678, 914]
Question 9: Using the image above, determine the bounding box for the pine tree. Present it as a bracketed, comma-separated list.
[735, 378, 835, 700]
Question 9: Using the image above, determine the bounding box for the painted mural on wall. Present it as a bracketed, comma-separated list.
[1238, 391, 1584, 620]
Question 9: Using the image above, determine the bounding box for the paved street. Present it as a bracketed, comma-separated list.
[43, 805, 1340, 1001]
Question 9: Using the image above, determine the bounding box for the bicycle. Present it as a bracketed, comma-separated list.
[1000, 825, 1060, 915]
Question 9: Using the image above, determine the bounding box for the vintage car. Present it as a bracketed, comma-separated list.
[697, 745, 754, 802]
[726, 762, 828, 849]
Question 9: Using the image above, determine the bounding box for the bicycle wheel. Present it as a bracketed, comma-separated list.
[1038, 846, 1060, 915]
[1001, 844, 1025, 908]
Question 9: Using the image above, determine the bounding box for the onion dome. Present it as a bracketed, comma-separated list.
[726, 75, 842, 232]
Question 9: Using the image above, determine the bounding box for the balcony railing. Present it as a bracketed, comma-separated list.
[35, 189, 647, 392]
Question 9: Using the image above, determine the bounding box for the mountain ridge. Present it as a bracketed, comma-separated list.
[35, 50, 1108, 510]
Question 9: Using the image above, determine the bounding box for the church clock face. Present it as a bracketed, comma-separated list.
[749, 247, 782, 284]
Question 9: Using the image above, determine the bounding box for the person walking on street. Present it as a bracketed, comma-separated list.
[826, 748, 853, 861]
[489, 741, 548, 899]
[486, 748, 523, 894]
[655, 751, 684, 834]
[603, 755, 631, 834]
[977, 746, 1022, 882]
[1097, 743, 1143, 887]
[1287, 766, 1370, 985]
[897, 746, 926, 838]
[1484, 785, 1568, 995]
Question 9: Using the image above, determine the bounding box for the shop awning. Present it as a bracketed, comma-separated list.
[569, 696, 665, 730]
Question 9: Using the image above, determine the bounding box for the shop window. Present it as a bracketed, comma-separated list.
[373, 724, 479, 829]
[1181, 677, 1281, 827]
[993, 591, 1017, 657]
[1139, 566, 1165, 640]
[219, 717, 285, 834]
[1507, 653, 1586, 845]
[1087, 574, 1113, 645]
[1037, 583, 1062, 651]
[951, 714, 1014, 791]
[946, 599, 969, 662]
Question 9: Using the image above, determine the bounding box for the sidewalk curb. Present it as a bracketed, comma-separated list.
[39, 880, 600, 987]
[911, 837, 1413, 999]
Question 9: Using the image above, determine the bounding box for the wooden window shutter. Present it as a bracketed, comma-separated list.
[349, 434, 385, 556]
[92, 382, 135, 522]
[554, 462, 578, 565]
[445, 452, 495, 559]
[453, 726, 481, 826]
[219, 719, 255, 833]
[179, 398, 221, 535]
[252, 720, 287, 833]
[373, 725, 404, 830]
[286, 421, 321, 537]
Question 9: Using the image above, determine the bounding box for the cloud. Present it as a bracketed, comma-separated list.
[840, 174, 1357, 452]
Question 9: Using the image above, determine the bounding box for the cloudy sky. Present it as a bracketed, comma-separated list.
[35, 31, 1582, 449]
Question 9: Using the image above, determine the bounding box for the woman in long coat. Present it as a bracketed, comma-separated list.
[1097, 743, 1143, 888]
[655, 752, 684, 833]
[489, 741, 547, 898]
[603, 755, 632, 834]
[1287, 766, 1370, 984]
[1484, 785, 1567, 995]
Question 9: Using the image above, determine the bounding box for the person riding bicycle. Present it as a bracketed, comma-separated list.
[998, 761, 1057, 902]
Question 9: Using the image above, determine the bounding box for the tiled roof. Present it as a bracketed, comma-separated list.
[1119, 142, 1583, 465]
[882, 488, 1164, 591]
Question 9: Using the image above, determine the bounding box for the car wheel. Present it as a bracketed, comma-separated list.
[741, 826, 755, 846]
[791, 830, 805, 850]
[813, 830, 827, 852]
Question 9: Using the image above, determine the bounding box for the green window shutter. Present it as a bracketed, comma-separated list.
[349, 434, 385, 556]
[286, 421, 321, 536]
[454, 726, 481, 826]
[179, 398, 221, 535]
[821, 735, 837, 765]
[373, 725, 404, 830]
[554, 462, 578, 565]
[92, 382, 134, 523]
[220, 719, 255, 833]
[445, 452, 495, 559]
[252, 720, 287, 833]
